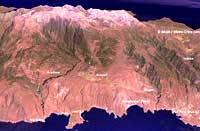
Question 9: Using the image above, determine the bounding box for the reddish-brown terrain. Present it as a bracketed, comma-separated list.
[0, 5, 200, 128]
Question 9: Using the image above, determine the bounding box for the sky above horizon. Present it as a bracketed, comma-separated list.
[1, 0, 200, 8]
[93, 0, 200, 8]
[122, 0, 200, 8]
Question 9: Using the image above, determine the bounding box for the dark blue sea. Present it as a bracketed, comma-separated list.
[0, 105, 199, 131]
[0, 1, 200, 130]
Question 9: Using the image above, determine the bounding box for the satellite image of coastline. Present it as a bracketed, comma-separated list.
[0, 0, 200, 131]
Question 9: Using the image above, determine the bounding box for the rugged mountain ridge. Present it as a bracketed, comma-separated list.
[0, 5, 200, 128]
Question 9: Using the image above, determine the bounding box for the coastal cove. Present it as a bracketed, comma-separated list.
[0, 2, 200, 131]
[0, 105, 199, 131]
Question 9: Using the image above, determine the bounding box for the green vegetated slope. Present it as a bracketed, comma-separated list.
[0, 15, 119, 94]
[124, 24, 200, 92]
[0, 16, 92, 92]
[1, 13, 200, 96]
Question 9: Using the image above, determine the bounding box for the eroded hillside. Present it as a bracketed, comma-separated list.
[0, 5, 200, 128]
